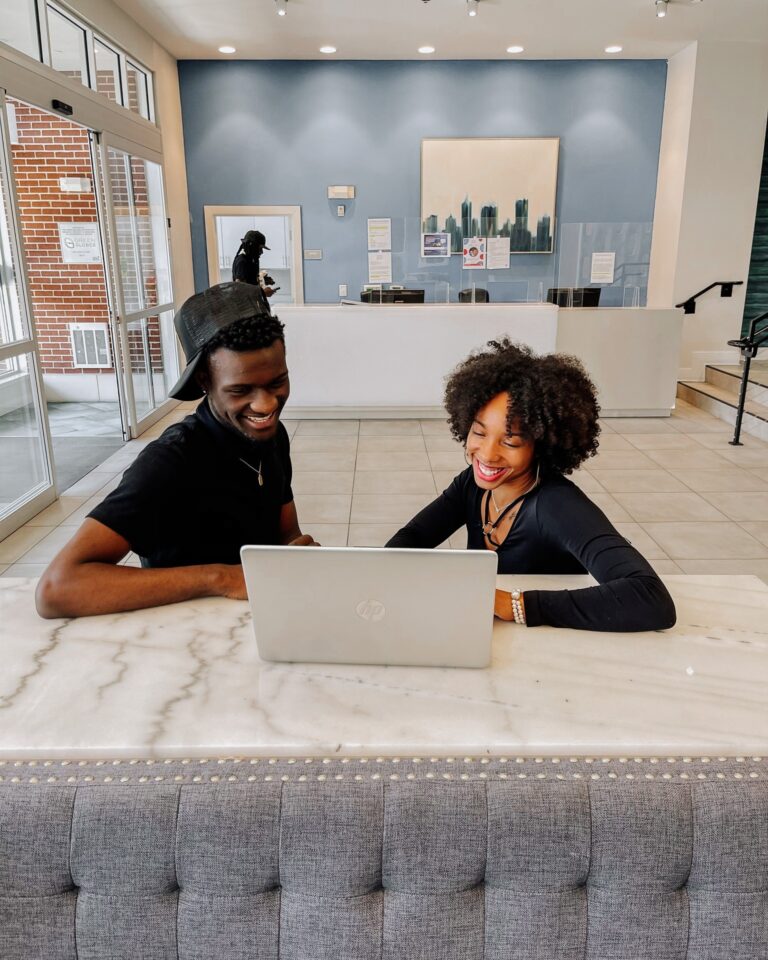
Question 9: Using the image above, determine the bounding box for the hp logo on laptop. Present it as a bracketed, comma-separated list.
[356, 599, 386, 622]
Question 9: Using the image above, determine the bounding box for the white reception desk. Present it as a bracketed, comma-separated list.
[278, 303, 682, 419]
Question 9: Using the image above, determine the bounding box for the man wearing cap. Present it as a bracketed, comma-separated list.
[36, 282, 317, 619]
[232, 230, 275, 297]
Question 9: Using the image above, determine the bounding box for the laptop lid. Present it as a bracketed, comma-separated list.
[241, 545, 497, 668]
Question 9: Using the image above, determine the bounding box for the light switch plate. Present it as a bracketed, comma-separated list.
[337, 205, 346, 217]
[338, 284, 348, 297]
[304, 249, 323, 260]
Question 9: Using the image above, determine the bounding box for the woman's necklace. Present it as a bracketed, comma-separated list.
[239, 457, 264, 486]
[483, 466, 540, 544]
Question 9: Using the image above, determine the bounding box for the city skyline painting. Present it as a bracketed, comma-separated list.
[421, 137, 559, 255]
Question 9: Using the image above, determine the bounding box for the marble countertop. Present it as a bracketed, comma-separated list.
[2, 575, 767, 759]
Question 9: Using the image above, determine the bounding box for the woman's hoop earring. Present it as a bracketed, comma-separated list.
[464, 446, 472, 467]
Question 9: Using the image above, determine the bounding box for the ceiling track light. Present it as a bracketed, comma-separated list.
[655, 0, 669, 17]
[274, 0, 287, 15]
[467, 0, 479, 16]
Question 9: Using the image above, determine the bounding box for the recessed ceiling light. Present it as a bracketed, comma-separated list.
[418, 46, 436, 54]
[275, 0, 287, 15]
[655, 0, 668, 17]
[467, 0, 479, 16]
[506, 45, 524, 54]
[218, 45, 236, 54]
[319, 46, 337, 54]
[605, 45, 623, 54]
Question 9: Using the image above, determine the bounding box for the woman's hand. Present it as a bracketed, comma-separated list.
[494, 589, 514, 620]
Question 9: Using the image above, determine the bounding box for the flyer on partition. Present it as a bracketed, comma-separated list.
[421, 232, 450, 258]
[367, 218, 392, 252]
[368, 250, 393, 284]
[590, 251, 616, 284]
[462, 237, 486, 269]
[487, 236, 511, 270]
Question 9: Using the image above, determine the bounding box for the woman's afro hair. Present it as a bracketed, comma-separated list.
[444, 338, 600, 475]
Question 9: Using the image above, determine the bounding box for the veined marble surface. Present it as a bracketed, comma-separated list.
[1, 575, 766, 759]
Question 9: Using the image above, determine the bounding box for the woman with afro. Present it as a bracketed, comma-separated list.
[387, 339, 676, 632]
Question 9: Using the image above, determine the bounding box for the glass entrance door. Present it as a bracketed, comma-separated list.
[96, 137, 178, 436]
[0, 91, 55, 538]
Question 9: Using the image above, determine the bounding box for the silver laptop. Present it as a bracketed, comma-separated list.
[240, 545, 498, 668]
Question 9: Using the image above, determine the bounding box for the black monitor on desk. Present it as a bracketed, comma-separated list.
[547, 287, 601, 307]
[360, 289, 425, 304]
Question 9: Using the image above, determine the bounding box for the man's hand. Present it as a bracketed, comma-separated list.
[263, 287, 275, 297]
[494, 589, 513, 621]
[214, 563, 248, 600]
[287, 534, 320, 547]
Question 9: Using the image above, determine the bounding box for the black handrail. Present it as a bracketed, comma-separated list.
[726, 310, 768, 445]
[675, 281, 744, 314]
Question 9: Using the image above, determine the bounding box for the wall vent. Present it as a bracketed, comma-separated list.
[69, 323, 111, 368]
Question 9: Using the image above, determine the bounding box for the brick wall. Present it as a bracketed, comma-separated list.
[10, 97, 113, 376]
[10, 94, 165, 382]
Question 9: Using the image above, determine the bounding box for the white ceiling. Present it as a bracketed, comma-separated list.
[111, 0, 768, 61]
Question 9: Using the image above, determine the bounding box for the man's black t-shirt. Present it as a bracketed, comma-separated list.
[231, 250, 260, 286]
[88, 400, 293, 567]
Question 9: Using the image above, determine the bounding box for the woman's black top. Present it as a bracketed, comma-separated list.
[386, 468, 676, 633]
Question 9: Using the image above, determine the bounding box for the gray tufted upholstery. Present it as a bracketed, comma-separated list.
[1, 758, 767, 959]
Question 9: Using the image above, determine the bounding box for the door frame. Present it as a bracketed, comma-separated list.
[204, 205, 305, 304]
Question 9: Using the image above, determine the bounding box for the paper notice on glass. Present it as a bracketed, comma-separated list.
[462, 237, 486, 270]
[58, 222, 102, 264]
[367, 218, 392, 251]
[487, 237, 510, 270]
[422, 233, 450, 258]
[368, 250, 392, 284]
[590, 251, 616, 284]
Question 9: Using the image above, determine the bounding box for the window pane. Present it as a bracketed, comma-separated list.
[0, 132, 27, 346]
[126, 309, 176, 420]
[0, 354, 50, 517]
[0, 0, 41, 61]
[94, 38, 121, 103]
[125, 62, 150, 119]
[47, 7, 89, 87]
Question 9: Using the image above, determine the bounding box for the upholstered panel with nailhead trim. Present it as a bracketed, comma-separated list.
[0, 756, 766, 960]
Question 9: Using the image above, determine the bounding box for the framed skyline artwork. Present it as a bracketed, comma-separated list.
[421, 137, 559, 255]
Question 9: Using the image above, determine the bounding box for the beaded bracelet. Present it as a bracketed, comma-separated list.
[510, 589, 526, 625]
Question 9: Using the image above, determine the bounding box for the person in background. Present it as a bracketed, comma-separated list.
[386, 338, 676, 633]
[232, 229, 276, 297]
[36, 282, 315, 619]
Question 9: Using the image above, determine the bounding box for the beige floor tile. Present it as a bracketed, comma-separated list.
[588, 469, 687, 493]
[612, 492, 727, 523]
[290, 436, 358, 454]
[424, 435, 464, 452]
[608, 418, 678, 434]
[293, 495, 351, 524]
[651, 559, 683, 575]
[569, 469, 605, 494]
[63, 470, 120, 497]
[15, 525, 78, 564]
[622, 433, 704, 450]
[419, 420, 452, 435]
[428, 450, 469, 472]
[291, 451, 357, 472]
[61, 496, 103, 526]
[688, 431, 745, 449]
[594, 434, 635, 451]
[351, 494, 433, 524]
[674, 558, 768, 581]
[294, 420, 359, 436]
[3, 562, 46, 577]
[642, 522, 768, 560]
[643, 448, 732, 471]
[668, 416, 739, 434]
[303, 524, 349, 547]
[699, 491, 768, 522]
[359, 420, 422, 436]
[348, 523, 402, 547]
[281, 419, 299, 438]
[587, 493, 633, 523]
[357, 436, 426, 454]
[356, 451, 431, 472]
[737, 522, 768, 548]
[353, 471, 437, 495]
[586, 450, 658, 471]
[26, 496, 87, 526]
[0, 564, 7, 575]
[433, 470, 464, 492]
[668, 468, 768, 493]
[597, 419, 615, 433]
[613, 523, 668, 560]
[291, 472, 354, 495]
[0, 525, 54, 564]
[715, 445, 768, 468]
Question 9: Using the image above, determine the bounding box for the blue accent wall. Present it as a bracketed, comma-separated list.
[178, 59, 667, 304]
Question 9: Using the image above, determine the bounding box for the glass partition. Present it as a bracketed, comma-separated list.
[329, 216, 651, 307]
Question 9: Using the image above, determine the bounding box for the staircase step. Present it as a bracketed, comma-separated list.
[677, 380, 768, 442]
[706, 361, 768, 397]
